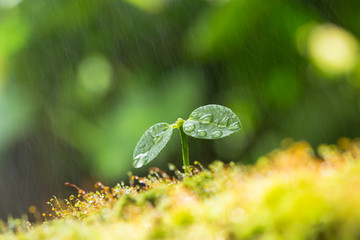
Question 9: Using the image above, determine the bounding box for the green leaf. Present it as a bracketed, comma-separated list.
[183, 104, 241, 139]
[133, 123, 173, 168]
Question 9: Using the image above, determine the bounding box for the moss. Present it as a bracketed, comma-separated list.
[2, 138, 360, 239]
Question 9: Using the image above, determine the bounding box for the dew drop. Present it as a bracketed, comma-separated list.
[199, 114, 213, 123]
[183, 123, 195, 132]
[212, 130, 223, 138]
[168, 163, 176, 171]
[134, 153, 149, 168]
[219, 116, 230, 127]
[190, 112, 199, 118]
[229, 122, 240, 130]
[197, 129, 207, 137]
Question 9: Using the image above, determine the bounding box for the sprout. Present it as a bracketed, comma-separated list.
[133, 104, 242, 173]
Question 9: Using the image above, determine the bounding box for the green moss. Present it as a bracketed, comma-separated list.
[2, 138, 360, 239]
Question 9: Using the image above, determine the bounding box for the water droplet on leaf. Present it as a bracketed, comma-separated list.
[134, 153, 149, 168]
[212, 130, 223, 138]
[191, 112, 199, 118]
[184, 123, 195, 132]
[197, 129, 207, 137]
[199, 114, 212, 123]
[219, 116, 230, 127]
[153, 134, 163, 143]
[229, 122, 240, 130]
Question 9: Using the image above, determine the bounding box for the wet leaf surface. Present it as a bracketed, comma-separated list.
[183, 104, 241, 139]
[133, 123, 173, 168]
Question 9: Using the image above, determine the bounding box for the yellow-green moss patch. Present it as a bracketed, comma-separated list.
[2, 138, 360, 239]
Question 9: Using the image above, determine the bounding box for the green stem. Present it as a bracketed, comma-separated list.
[175, 118, 190, 174]
[179, 125, 190, 168]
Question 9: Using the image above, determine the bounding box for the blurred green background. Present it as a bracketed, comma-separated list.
[0, 0, 360, 220]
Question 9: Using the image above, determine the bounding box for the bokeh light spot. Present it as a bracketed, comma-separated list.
[77, 53, 112, 98]
[307, 24, 359, 76]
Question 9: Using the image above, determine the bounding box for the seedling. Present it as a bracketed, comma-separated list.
[133, 104, 241, 173]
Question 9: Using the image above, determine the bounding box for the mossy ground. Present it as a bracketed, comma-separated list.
[2, 138, 360, 239]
